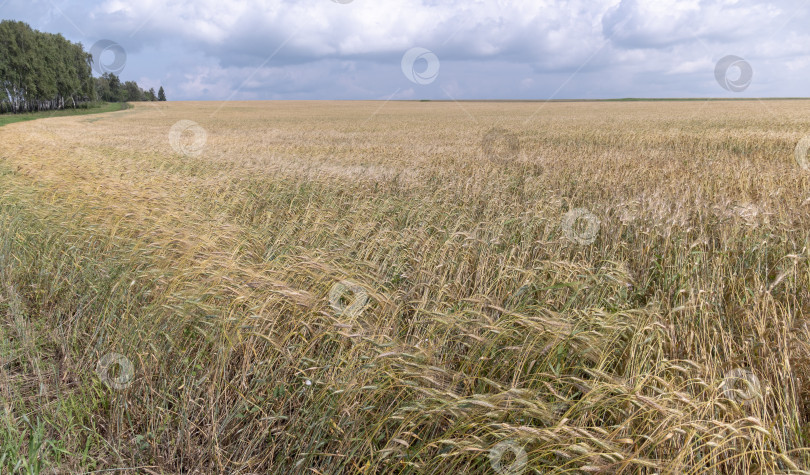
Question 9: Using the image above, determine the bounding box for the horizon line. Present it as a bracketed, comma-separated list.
[160, 97, 810, 103]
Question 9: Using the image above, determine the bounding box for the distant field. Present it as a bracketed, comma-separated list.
[0, 100, 809, 473]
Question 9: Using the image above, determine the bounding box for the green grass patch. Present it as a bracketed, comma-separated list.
[0, 102, 129, 128]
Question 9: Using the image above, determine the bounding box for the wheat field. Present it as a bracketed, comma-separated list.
[1, 100, 809, 473]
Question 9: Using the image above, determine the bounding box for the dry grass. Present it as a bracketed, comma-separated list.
[0, 99, 809, 473]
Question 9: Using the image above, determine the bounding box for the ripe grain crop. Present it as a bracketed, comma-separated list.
[0, 100, 809, 473]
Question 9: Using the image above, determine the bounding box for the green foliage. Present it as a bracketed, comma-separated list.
[0, 20, 94, 113]
[94, 73, 158, 102]
[158, 86, 166, 101]
[0, 20, 160, 113]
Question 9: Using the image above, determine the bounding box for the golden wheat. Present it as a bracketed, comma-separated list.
[0, 100, 808, 473]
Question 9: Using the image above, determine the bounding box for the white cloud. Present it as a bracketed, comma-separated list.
[3, 0, 809, 99]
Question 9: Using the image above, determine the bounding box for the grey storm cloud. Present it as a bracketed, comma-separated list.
[1, 0, 808, 100]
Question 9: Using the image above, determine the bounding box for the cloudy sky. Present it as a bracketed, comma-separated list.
[2, 0, 808, 100]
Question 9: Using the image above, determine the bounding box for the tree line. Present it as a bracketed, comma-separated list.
[95, 73, 166, 103]
[0, 20, 165, 114]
